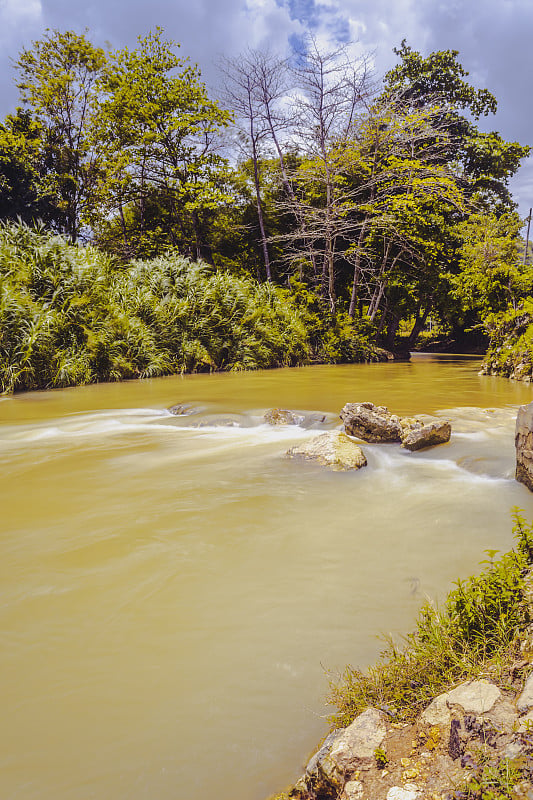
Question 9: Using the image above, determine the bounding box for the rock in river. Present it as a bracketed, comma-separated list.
[340, 402, 451, 451]
[264, 408, 305, 426]
[168, 403, 198, 416]
[400, 419, 451, 451]
[287, 431, 367, 471]
[516, 401, 533, 491]
[340, 402, 402, 443]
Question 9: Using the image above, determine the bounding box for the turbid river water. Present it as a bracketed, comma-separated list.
[2, 354, 533, 800]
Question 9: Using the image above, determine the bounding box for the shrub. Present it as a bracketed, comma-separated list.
[329, 512, 533, 727]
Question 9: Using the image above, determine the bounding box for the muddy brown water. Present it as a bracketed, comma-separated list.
[2, 354, 533, 800]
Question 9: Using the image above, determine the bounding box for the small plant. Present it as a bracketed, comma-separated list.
[449, 756, 526, 799]
[374, 746, 388, 769]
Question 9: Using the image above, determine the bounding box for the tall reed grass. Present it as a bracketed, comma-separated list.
[0, 222, 311, 392]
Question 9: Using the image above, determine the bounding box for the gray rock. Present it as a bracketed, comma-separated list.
[400, 420, 451, 451]
[264, 408, 305, 426]
[340, 780, 364, 800]
[517, 672, 533, 714]
[340, 402, 402, 443]
[518, 710, 533, 731]
[287, 432, 367, 471]
[516, 402, 533, 491]
[421, 681, 505, 730]
[386, 787, 420, 800]
[292, 709, 387, 800]
[446, 680, 502, 715]
[421, 692, 452, 727]
[484, 696, 519, 733]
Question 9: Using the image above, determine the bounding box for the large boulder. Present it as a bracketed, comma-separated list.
[421, 679, 517, 734]
[290, 708, 387, 800]
[516, 402, 533, 491]
[340, 402, 402, 443]
[340, 402, 451, 450]
[400, 420, 451, 451]
[287, 432, 367, 471]
[264, 408, 305, 426]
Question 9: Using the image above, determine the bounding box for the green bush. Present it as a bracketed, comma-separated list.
[329, 512, 533, 727]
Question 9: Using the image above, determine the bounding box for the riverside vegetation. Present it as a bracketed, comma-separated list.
[0, 30, 532, 393]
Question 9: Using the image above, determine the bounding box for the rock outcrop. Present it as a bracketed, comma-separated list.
[286, 432, 367, 471]
[290, 708, 387, 800]
[286, 676, 533, 800]
[516, 401, 533, 491]
[340, 403, 451, 451]
[264, 408, 305, 426]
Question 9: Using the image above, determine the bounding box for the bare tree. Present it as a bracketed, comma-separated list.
[283, 38, 374, 310]
[220, 52, 275, 281]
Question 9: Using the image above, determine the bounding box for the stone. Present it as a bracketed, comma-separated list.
[516, 402, 533, 491]
[340, 780, 363, 800]
[292, 709, 387, 800]
[446, 680, 502, 715]
[421, 692, 451, 727]
[519, 710, 533, 732]
[340, 402, 402, 442]
[386, 787, 420, 800]
[517, 672, 533, 714]
[400, 420, 451, 451]
[287, 432, 367, 471]
[421, 681, 507, 733]
[483, 695, 518, 732]
[328, 708, 387, 766]
[264, 408, 305, 426]
[340, 402, 452, 450]
[168, 403, 197, 415]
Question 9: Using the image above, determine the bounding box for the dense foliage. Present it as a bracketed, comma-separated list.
[0, 222, 311, 393]
[0, 28, 531, 389]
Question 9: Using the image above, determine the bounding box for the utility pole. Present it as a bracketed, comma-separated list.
[524, 207, 532, 265]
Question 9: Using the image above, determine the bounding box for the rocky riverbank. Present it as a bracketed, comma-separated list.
[270, 515, 533, 800]
[480, 302, 533, 382]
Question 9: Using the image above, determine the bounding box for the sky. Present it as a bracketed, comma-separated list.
[1, 0, 532, 220]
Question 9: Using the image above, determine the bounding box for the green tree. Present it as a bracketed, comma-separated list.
[16, 29, 107, 241]
[93, 29, 232, 260]
[0, 109, 64, 228]
[451, 211, 531, 318]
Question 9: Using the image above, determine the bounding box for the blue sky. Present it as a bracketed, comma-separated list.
[1, 0, 532, 218]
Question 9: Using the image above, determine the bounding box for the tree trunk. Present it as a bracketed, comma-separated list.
[407, 304, 431, 348]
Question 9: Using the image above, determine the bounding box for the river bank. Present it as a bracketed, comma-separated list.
[271, 513, 533, 800]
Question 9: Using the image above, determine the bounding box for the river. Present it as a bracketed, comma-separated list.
[2, 354, 533, 800]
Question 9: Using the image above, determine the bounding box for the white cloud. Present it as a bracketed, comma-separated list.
[0, 0, 42, 26]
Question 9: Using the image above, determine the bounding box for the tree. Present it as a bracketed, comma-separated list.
[93, 29, 232, 260]
[275, 38, 373, 311]
[220, 50, 275, 280]
[0, 109, 65, 228]
[451, 211, 531, 319]
[16, 29, 107, 241]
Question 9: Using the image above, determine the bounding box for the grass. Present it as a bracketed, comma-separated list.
[328, 511, 533, 728]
